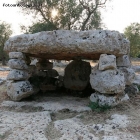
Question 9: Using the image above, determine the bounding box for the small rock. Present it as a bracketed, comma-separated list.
[132, 65, 140, 73]
[64, 60, 91, 91]
[119, 67, 135, 85]
[8, 59, 28, 70]
[9, 52, 25, 59]
[90, 69, 125, 94]
[116, 55, 131, 67]
[99, 54, 116, 70]
[7, 80, 33, 101]
[90, 92, 129, 106]
[7, 69, 30, 80]
[133, 74, 140, 86]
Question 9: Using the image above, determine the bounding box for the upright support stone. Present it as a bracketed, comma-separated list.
[90, 69, 125, 94]
[64, 60, 91, 91]
[7, 52, 33, 101]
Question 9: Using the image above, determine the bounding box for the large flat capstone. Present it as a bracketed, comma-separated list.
[4, 30, 130, 60]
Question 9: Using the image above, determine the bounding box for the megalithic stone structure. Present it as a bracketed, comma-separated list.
[4, 30, 133, 105]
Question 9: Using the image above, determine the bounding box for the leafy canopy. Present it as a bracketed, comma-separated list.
[18, 0, 108, 33]
[0, 21, 12, 61]
[124, 23, 140, 57]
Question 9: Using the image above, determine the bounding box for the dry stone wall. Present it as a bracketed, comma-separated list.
[4, 30, 133, 105]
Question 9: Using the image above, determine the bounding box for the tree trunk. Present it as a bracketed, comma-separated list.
[2, 56, 6, 66]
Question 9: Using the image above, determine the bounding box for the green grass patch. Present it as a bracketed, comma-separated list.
[89, 102, 111, 112]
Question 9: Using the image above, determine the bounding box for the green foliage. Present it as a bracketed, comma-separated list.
[0, 21, 12, 65]
[89, 102, 111, 112]
[23, 22, 57, 34]
[124, 23, 140, 57]
[18, 0, 108, 33]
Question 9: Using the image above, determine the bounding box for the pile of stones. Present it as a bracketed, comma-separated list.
[90, 54, 135, 106]
[7, 52, 33, 101]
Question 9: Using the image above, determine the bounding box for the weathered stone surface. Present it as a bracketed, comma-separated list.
[119, 67, 135, 85]
[36, 61, 53, 70]
[90, 69, 125, 94]
[8, 59, 28, 70]
[46, 69, 59, 78]
[90, 92, 129, 106]
[133, 74, 140, 86]
[7, 81, 33, 101]
[9, 52, 25, 59]
[64, 60, 91, 91]
[132, 65, 140, 72]
[4, 30, 130, 60]
[99, 54, 116, 70]
[7, 69, 30, 80]
[125, 84, 139, 95]
[117, 55, 131, 67]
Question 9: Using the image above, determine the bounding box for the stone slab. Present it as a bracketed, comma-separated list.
[4, 30, 130, 60]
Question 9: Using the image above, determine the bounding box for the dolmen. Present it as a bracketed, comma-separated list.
[4, 30, 134, 106]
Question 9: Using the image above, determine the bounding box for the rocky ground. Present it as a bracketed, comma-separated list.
[0, 61, 140, 140]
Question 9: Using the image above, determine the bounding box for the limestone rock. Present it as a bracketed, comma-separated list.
[90, 92, 129, 106]
[36, 61, 53, 70]
[4, 30, 130, 60]
[119, 67, 135, 85]
[99, 54, 116, 70]
[7, 80, 33, 101]
[64, 60, 91, 91]
[132, 65, 140, 73]
[8, 59, 28, 70]
[7, 69, 30, 80]
[90, 69, 125, 94]
[117, 55, 131, 67]
[133, 74, 140, 86]
[9, 52, 25, 59]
